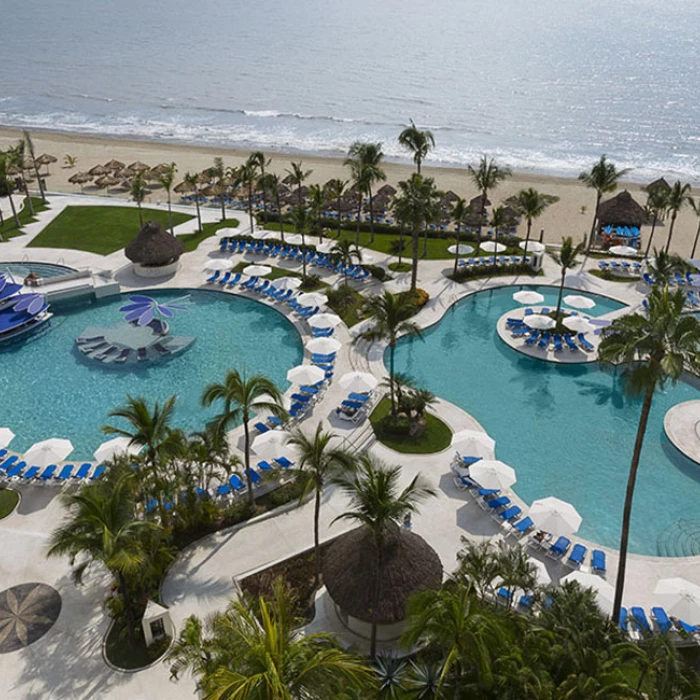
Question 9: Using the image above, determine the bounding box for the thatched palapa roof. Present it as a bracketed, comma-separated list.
[322, 525, 442, 624]
[597, 190, 646, 227]
[125, 221, 185, 266]
[646, 177, 671, 196]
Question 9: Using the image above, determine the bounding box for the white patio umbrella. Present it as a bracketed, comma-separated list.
[609, 245, 638, 257]
[339, 371, 379, 393]
[308, 313, 343, 329]
[528, 558, 552, 587]
[0, 428, 15, 449]
[513, 290, 544, 305]
[316, 241, 335, 253]
[242, 264, 272, 277]
[564, 294, 596, 309]
[448, 244, 474, 255]
[563, 316, 595, 333]
[93, 437, 140, 463]
[297, 292, 328, 307]
[564, 571, 614, 615]
[285, 234, 304, 246]
[23, 438, 74, 467]
[689, 274, 700, 287]
[469, 459, 516, 491]
[480, 241, 506, 253]
[519, 240, 546, 253]
[524, 314, 555, 330]
[252, 430, 292, 458]
[286, 364, 326, 385]
[529, 497, 582, 535]
[271, 276, 302, 291]
[215, 227, 241, 237]
[306, 337, 342, 354]
[251, 229, 276, 240]
[653, 578, 700, 625]
[451, 429, 496, 458]
[203, 259, 234, 272]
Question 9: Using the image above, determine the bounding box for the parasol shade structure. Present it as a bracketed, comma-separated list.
[448, 244, 475, 255]
[308, 313, 342, 329]
[203, 259, 234, 272]
[524, 314, 555, 330]
[94, 437, 140, 463]
[513, 290, 544, 305]
[23, 438, 74, 468]
[564, 295, 596, 310]
[286, 364, 326, 385]
[480, 241, 506, 253]
[296, 292, 328, 307]
[242, 264, 272, 277]
[252, 430, 292, 458]
[529, 497, 582, 535]
[68, 172, 92, 185]
[270, 277, 302, 291]
[469, 459, 516, 491]
[339, 372, 379, 393]
[564, 571, 614, 615]
[88, 164, 109, 176]
[306, 337, 342, 354]
[563, 316, 595, 333]
[125, 221, 185, 266]
[284, 234, 304, 246]
[128, 161, 150, 172]
[0, 428, 15, 449]
[103, 159, 125, 171]
[451, 429, 495, 458]
[608, 245, 639, 257]
[519, 240, 546, 253]
[653, 578, 700, 625]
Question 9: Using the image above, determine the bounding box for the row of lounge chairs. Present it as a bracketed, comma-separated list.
[526, 531, 606, 573]
[508, 322, 595, 352]
[335, 391, 373, 423]
[620, 606, 700, 643]
[643, 271, 698, 287]
[0, 451, 105, 483]
[599, 260, 642, 274]
[459, 255, 525, 268]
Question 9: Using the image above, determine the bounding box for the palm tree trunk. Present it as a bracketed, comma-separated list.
[411, 228, 420, 292]
[22, 181, 34, 216]
[612, 385, 654, 622]
[586, 192, 601, 254]
[301, 229, 307, 280]
[117, 571, 138, 640]
[422, 223, 428, 258]
[692, 220, 700, 259]
[477, 191, 486, 255]
[370, 544, 382, 659]
[521, 220, 532, 265]
[389, 342, 396, 416]
[492, 227, 498, 266]
[276, 193, 285, 242]
[137, 202, 143, 228]
[194, 194, 202, 234]
[355, 196, 362, 247]
[220, 193, 226, 222]
[167, 191, 174, 234]
[665, 212, 678, 254]
[398, 223, 404, 265]
[453, 224, 461, 275]
[369, 190, 375, 243]
[243, 420, 255, 507]
[644, 214, 658, 259]
[261, 178, 268, 224]
[336, 195, 342, 238]
[416, 157, 421, 176]
[555, 268, 566, 320]
[32, 162, 46, 203]
[314, 488, 321, 589]
[248, 184, 254, 234]
[7, 191, 20, 229]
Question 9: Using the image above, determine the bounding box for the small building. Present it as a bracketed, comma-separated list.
[141, 600, 175, 647]
[322, 525, 442, 645]
[596, 190, 646, 247]
[125, 220, 185, 278]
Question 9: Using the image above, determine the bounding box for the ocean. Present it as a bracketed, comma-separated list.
[1, 0, 699, 181]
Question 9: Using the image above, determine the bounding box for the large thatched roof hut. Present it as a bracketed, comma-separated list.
[597, 190, 646, 229]
[125, 221, 185, 277]
[322, 525, 442, 643]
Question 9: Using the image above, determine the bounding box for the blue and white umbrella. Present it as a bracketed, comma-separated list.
[119, 295, 190, 327]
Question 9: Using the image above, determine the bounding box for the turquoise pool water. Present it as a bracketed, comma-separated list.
[0, 289, 302, 460]
[1, 262, 76, 279]
[392, 284, 700, 557]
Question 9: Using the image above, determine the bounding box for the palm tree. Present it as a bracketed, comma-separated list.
[515, 188, 558, 264]
[450, 197, 472, 275]
[345, 142, 386, 243]
[642, 185, 669, 258]
[288, 425, 355, 589]
[201, 369, 285, 507]
[398, 120, 435, 175]
[7, 141, 34, 216]
[238, 160, 259, 234]
[647, 248, 685, 286]
[467, 156, 512, 252]
[248, 150, 271, 223]
[359, 291, 422, 416]
[259, 172, 285, 241]
[324, 178, 348, 238]
[64, 154, 77, 168]
[183, 171, 203, 233]
[168, 580, 373, 698]
[690, 198, 700, 259]
[487, 205, 509, 266]
[23, 130, 46, 203]
[578, 155, 631, 253]
[664, 180, 693, 253]
[333, 455, 436, 657]
[291, 205, 311, 280]
[393, 173, 442, 291]
[551, 236, 585, 320]
[47, 473, 155, 639]
[130, 172, 147, 227]
[157, 163, 177, 234]
[0, 152, 21, 229]
[308, 182, 325, 239]
[330, 238, 362, 289]
[286, 160, 313, 209]
[599, 286, 700, 622]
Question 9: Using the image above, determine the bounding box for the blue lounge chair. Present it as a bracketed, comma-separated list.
[565, 543, 587, 569]
[563, 334, 579, 351]
[217, 271, 232, 286]
[257, 460, 275, 471]
[630, 607, 651, 633]
[537, 332, 551, 349]
[519, 594, 534, 609]
[677, 620, 700, 635]
[6, 462, 26, 478]
[90, 465, 106, 480]
[55, 464, 74, 481]
[274, 456, 294, 469]
[651, 607, 672, 633]
[206, 270, 221, 283]
[217, 483, 232, 497]
[493, 505, 521, 523]
[267, 415, 285, 428]
[74, 463, 92, 479]
[546, 535, 571, 559]
[619, 607, 629, 631]
[348, 392, 370, 403]
[229, 474, 245, 491]
[511, 326, 531, 337]
[591, 549, 606, 574]
[477, 487, 500, 498]
[22, 466, 40, 480]
[497, 587, 513, 604]
[227, 272, 242, 287]
[0, 449, 6, 460]
[525, 330, 540, 346]
[510, 516, 534, 537]
[254, 422, 270, 434]
[39, 465, 57, 481]
[578, 333, 595, 351]
[245, 468, 262, 486]
[0, 455, 18, 471]
[486, 496, 511, 510]
[553, 334, 563, 352]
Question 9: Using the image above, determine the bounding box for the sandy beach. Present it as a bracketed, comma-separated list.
[1, 126, 698, 255]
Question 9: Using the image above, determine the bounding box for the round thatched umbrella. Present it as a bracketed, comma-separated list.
[125, 221, 185, 268]
[151, 163, 172, 175]
[89, 164, 109, 177]
[322, 525, 442, 636]
[69, 172, 92, 185]
[104, 159, 125, 172]
[128, 161, 150, 172]
[95, 175, 121, 193]
[174, 180, 193, 194]
[377, 183, 397, 197]
[120, 166, 137, 179]
[7, 165, 21, 176]
[35, 154, 58, 175]
[282, 173, 295, 186]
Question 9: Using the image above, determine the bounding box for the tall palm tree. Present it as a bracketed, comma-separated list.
[578, 155, 631, 253]
[183, 171, 203, 233]
[599, 286, 700, 622]
[467, 156, 512, 252]
[450, 197, 472, 275]
[642, 185, 669, 259]
[47, 473, 155, 639]
[330, 238, 362, 289]
[324, 178, 348, 238]
[23, 130, 46, 203]
[398, 120, 435, 175]
[130, 172, 147, 227]
[664, 180, 693, 254]
[393, 174, 442, 291]
[307, 182, 325, 240]
[551, 236, 585, 320]
[0, 152, 21, 229]
[345, 141, 386, 243]
[487, 205, 509, 266]
[286, 160, 313, 209]
[690, 198, 700, 259]
[248, 151, 270, 223]
[7, 141, 34, 216]
[259, 172, 285, 241]
[333, 456, 436, 657]
[291, 205, 311, 280]
[515, 188, 558, 265]
[201, 369, 284, 506]
[157, 163, 177, 234]
[359, 291, 422, 416]
[168, 580, 373, 698]
[647, 248, 685, 286]
[238, 160, 259, 234]
[288, 425, 355, 589]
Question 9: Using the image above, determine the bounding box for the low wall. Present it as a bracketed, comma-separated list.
[132, 261, 179, 278]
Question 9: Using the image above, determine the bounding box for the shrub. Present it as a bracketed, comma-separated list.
[299, 274, 322, 291]
[379, 413, 412, 436]
[366, 264, 389, 281]
[326, 284, 357, 310]
[450, 262, 535, 282]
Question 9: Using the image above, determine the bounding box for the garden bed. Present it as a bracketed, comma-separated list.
[0, 489, 19, 519]
[105, 619, 170, 671]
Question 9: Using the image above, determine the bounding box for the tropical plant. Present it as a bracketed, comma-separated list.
[487, 205, 509, 266]
[291, 205, 311, 279]
[238, 159, 259, 234]
[201, 369, 285, 506]
[578, 155, 631, 253]
[467, 156, 512, 251]
[664, 180, 693, 254]
[0, 151, 21, 228]
[398, 119, 435, 175]
[288, 425, 355, 588]
[23, 130, 46, 203]
[330, 238, 362, 289]
[324, 178, 348, 238]
[643, 185, 670, 258]
[286, 160, 313, 208]
[260, 172, 284, 240]
[64, 154, 77, 168]
[345, 141, 386, 243]
[359, 291, 422, 416]
[157, 163, 178, 234]
[598, 286, 700, 622]
[513, 189, 557, 267]
[168, 580, 373, 698]
[333, 455, 436, 657]
[7, 141, 34, 216]
[450, 197, 472, 274]
[248, 150, 271, 223]
[690, 198, 700, 259]
[307, 182, 325, 239]
[647, 248, 685, 285]
[551, 236, 585, 319]
[183, 171, 203, 233]
[130, 172, 147, 227]
[454, 537, 502, 600]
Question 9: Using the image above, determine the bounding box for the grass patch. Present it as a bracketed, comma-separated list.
[370, 397, 452, 454]
[180, 218, 239, 252]
[0, 489, 19, 519]
[327, 285, 365, 327]
[28, 205, 192, 255]
[0, 197, 48, 241]
[589, 269, 639, 283]
[105, 621, 170, 671]
[388, 261, 412, 273]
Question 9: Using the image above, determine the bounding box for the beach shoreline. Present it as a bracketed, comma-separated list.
[1, 126, 697, 254]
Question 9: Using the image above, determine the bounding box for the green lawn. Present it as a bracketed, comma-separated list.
[589, 269, 639, 283]
[0, 489, 19, 519]
[28, 205, 193, 255]
[181, 218, 239, 252]
[0, 197, 49, 241]
[370, 397, 452, 454]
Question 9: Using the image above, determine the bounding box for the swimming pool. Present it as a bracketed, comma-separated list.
[391, 284, 700, 557]
[0, 289, 302, 460]
[0, 262, 77, 279]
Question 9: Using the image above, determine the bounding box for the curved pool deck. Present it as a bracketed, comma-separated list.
[664, 401, 700, 465]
